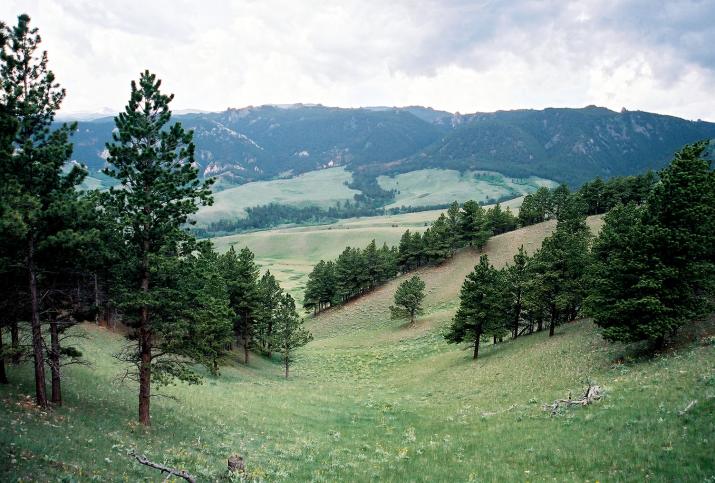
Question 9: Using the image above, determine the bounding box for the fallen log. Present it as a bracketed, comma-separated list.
[543, 384, 602, 415]
[129, 450, 196, 483]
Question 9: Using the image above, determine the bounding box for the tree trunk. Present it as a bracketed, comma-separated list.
[549, 307, 556, 337]
[28, 235, 47, 408]
[138, 318, 152, 426]
[493, 335, 497, 345]
[138, 248, 152, 426]
[473, 337, 480, 359]
[49, 317, 62, 405]
[266, 320, 273, 358]
[0, 328, 8, 384]
[244, 335, 250, 364]
[537, 318, 543, 332]
[284, 353, 289, 379]
[10, 321, 19, 364]
[93, 273, 100, 325]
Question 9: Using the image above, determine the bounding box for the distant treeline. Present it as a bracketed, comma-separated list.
[303, 170, 660, 315]
[303, 201, 519, 313]
[196, 192, 521, 237]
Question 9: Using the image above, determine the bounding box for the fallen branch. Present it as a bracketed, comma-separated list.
[129, 450, 196, 483]
[679, 400, 697, 415]
[543, 384, 602, 415]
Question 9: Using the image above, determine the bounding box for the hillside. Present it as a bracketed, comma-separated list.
[210, 197, 526, 301]
[2, 215, 713, 481]
[67, 105, 715, 191]
[389, 106, 715, 185]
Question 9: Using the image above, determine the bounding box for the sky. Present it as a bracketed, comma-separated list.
[2, 0, 714, 120]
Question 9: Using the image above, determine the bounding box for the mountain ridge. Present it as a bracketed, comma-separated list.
[66, 104, 715, 189]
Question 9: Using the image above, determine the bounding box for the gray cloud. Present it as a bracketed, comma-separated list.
[2, 0, 714, 120]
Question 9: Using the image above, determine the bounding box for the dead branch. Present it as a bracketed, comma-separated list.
[679, 400, 697, 415]
[129, 450, 196, 483]
[543, 384, 602, 415]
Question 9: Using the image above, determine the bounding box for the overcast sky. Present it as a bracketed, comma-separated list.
[2, 0, 714, 120]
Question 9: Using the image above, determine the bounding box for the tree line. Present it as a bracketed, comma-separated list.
[197, 200, 456, 236]
[446, 143, 713, 357]
[0, 15, 311, 426]
[302, 201, 519, 313]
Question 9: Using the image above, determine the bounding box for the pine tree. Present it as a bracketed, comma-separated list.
[446, 201, 461, 252]
[528, 196, 591, 336]
[503, 245, 530, 338]
[445, 255, 502, 359]
[518, 187, 552, 226]
[272, 293, 312, 379]
[587, 142, 715, 346]
[255, 270, 283, 356]
[459, 200, 491, 249]
[398, 230, 412, 271]
[389, 276, 426, 325]
[0, 15, 85, 407]
[220, 246, 260, 364]
[103, 71, 213, 426]
[177, 248, 234, 375]
[486, 203, 517, 235]
[363, 239, 380, 289]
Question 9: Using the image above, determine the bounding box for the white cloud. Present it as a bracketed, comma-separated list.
[2, 0, 714, 120]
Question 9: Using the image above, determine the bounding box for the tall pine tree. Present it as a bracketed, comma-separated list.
[104, 71, 214, 425]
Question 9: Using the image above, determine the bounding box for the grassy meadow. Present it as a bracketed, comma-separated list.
[194, 167, 360, 227]
[209, 197, 524, 302]
[194, 167, 548, 229]
[378, 169, 557, 210]
[3, 215, 713, 482]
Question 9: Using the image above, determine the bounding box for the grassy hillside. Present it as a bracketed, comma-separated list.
[378, 169, 556, 209]
[2, 214, 713, 482]
[194, 167, 360, 227]
[210, 197, 525, 301]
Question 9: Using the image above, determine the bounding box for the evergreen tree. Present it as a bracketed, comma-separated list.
[397, 229, 412, 272]
[172, 248, 234, 376]
[427, 213, 452, 262]
[503, 245, 530, 338]
[528, 197, 591, 337]
[363, 239, 381, 289]
[389, 276, 426, 325]
[378, 242, 398, 284]
[587, 143, 715, 346]
[0, 15, 85, 407]
[220, 246, 260, 364]
[459, 200, 491, 249]
[103, 71, 213, 425]
[518, 187, 552, 226]
[446, 201, 461, 252]
[445, 255, 502, 359]
[486, 203, 518, 235]
[272, 293, 312, 379]
[255, 270, 283, 356]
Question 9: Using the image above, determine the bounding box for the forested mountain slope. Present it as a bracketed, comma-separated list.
[67, 105, 715, 189]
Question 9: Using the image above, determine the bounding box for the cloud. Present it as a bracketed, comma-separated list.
[1, 0, 714, 120]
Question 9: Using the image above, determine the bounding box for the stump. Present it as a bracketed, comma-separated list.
[228, 454, 245, 473]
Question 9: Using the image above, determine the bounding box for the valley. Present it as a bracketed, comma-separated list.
[3, 214, 713, 482]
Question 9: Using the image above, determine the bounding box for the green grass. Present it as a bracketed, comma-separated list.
[378, 169, 557, 209]
[195, 167, 552, 228]
[2, 216, 713, 481]
[209, 197, 526, 302]
[194, 167, 360, 227]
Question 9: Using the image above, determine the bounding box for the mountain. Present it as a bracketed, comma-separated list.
[68, 105, 442, 187]
[66, 104, 715, 190]
[393, 106, 715, 185]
